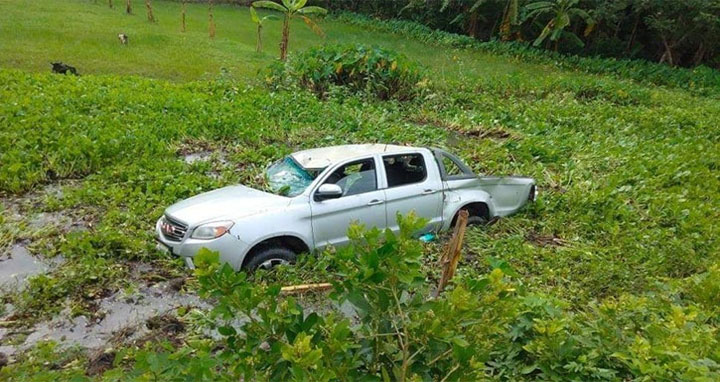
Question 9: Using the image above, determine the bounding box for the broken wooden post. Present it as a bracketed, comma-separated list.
[435, 209, 469, 297]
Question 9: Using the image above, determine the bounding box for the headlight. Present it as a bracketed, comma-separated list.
[191, 220, 234, 240]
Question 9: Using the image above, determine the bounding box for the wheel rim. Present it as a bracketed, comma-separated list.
[259, 258, 289, 270]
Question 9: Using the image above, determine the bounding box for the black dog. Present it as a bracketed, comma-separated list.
[51, 62, 78, 75]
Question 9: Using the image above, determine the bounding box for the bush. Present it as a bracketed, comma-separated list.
[91, 215, 720, 382]
[268, 44, 426, 100]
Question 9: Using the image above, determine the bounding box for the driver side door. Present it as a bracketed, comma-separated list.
[310, 157, 387, 248]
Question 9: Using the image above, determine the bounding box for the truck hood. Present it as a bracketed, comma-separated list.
[164, 185, 290, 225]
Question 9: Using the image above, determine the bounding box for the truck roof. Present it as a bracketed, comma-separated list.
[291, 144, 421, 170]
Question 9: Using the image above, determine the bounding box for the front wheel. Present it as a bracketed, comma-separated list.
[244, 246, 297, 271]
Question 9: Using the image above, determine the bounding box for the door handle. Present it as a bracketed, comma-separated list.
[422, 189, 436, 195]
[367, 199, 384, 206]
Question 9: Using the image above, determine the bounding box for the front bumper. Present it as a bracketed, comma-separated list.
[155, 218, 249, 270]
[155, 241, 196, 269]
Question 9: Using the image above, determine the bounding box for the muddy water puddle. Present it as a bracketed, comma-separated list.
[0, 278, 209, 357]
[183, 150, 229, 165]
[0, 243, 64, 289]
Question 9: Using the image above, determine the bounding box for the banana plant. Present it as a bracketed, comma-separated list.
[250, 7, 278, 53]
[523, 0, 593, 50]
[499, 0, 519, 41]
[252, 0, 327, 60]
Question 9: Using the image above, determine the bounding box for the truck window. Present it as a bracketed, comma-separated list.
[442, 155, 464, 176]
[383, 153, 427, 187]
[323, 158, 377, 196]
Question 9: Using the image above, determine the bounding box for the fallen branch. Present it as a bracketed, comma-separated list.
[0, 320, 19, 328]
[280, 283, 332, 295]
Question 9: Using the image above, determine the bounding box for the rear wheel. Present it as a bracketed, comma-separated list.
[452, 204, 489, 227]
[244, 246, 296, 271]
[465, 213, 487, 226]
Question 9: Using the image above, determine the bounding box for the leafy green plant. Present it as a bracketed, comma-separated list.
[250, 6, 277, 53]
[252, 0, 327, 60]
[523, 0, 594, 49]
[186, 213, 520, 381]
[268, 44, 426, 100]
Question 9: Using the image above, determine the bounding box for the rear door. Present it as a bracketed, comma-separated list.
[381, 151, 444, 232]
[310, 157, 387, 248]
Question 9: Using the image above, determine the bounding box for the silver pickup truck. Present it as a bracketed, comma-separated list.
[156, 144, 536, 270]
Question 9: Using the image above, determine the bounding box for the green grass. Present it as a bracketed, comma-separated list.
[0, 0, 576, 83]
[1, 0, 719, 380]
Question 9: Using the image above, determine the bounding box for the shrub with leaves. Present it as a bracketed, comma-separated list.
[183, 213, 516, 381]
[268, 44, 426, 100]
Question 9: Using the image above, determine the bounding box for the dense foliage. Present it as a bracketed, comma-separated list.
[4, 216, 719, 381]
[321, 0, 720, 69]
[1, 29, 719, 379]
[267, 44, 425, 100]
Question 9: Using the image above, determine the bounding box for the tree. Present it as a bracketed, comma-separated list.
[250, 7, 278, 53]
[252, 0, 327, 60]
[145, 0, 155, 23]
[439, 0, 489, 38]
[209, 0, 216, 39]
[181, 1, 187, 32]
[499, 0, 519, 41]
[642, 0, 720, 66]
[108, 0, 113, 9]
[523, 0, 594, 49]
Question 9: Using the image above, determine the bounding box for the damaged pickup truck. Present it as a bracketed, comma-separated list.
[156, 144, 536, 270]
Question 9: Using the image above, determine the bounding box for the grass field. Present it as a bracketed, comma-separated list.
[1, 0, 592, 84]
[1, 0, 719, 381]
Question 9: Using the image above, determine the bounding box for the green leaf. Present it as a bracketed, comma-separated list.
[296, 6, 327, 15]
[217, 326, 236, 336]
[252, 0, 287, 13]
[521, 365, 538, 374]
[346, 290, 371, 313]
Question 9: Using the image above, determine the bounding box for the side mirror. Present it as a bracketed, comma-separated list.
[315, 184, 343, 201]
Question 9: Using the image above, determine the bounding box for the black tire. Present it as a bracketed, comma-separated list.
[452, 209, 487, 227]
[466, 214, 487, 225]
[244, 246, 297, 271]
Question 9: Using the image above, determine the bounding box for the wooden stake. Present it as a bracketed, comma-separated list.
[181, 1, 186, 33]
[280, 283, 332, 295]
[208, 0, 216, 39]
[435, 209, 469, 297]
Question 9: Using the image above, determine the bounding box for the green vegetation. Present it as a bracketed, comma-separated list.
[1, 0, 719, 380]
[250, 6, 278, 53]
[0, 0, 655, 87]
[252, 0, 328, 60]
[333, 12, 720, 96]
[269, 44, 425, 100]
[329, 0, 720, 69]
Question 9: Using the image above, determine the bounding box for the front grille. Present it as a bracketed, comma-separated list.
[160, 215, 188, 242]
